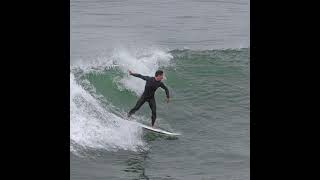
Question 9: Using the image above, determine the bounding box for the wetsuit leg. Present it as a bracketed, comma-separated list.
[128, 96, 146, 117]
[148, 98, 157, 126]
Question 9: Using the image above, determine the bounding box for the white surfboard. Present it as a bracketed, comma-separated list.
[138, 123, 180, 136]
[120, 115, 180, 136]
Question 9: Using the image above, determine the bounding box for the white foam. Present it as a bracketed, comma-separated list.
[70, 73, 145, 154]
[71, 46, 173, 95]
[110, 47, 173, 95]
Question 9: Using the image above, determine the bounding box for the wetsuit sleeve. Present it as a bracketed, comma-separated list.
[160, 83, 170, 98]
[130, 73, 150, 81]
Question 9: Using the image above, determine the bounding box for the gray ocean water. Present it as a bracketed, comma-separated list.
[71, 0, 250, 179]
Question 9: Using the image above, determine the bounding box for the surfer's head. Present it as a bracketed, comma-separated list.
[155, 70, 164, 81]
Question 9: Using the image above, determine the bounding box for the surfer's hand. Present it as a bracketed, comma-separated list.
[128, 70, 133, 75]
[165, 97, 170, 103]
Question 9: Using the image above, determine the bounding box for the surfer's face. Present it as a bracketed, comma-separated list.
[155, 74, 163, 81]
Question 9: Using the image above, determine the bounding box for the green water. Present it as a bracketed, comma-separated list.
[71, 48, 249, 180]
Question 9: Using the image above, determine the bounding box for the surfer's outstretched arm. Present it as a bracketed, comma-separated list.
[128, 70, 149, 80]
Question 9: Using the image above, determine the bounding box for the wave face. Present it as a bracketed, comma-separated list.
[70, 47, 249, 156]
[70, 47, 174, 155]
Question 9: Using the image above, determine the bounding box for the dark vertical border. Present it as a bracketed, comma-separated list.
[4, 0, 70, 179]
[250, 0, 312, 179]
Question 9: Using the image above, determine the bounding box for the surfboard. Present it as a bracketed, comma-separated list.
[120, 115, 180, 136]
[138, 123, 180, 136]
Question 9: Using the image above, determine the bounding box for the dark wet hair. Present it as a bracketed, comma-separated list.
[155, 70, 164, 77]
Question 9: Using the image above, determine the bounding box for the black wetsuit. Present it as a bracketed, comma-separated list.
[128, 73, 170, 126]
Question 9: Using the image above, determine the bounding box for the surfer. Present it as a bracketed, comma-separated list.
[127, 70, 170, 127]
